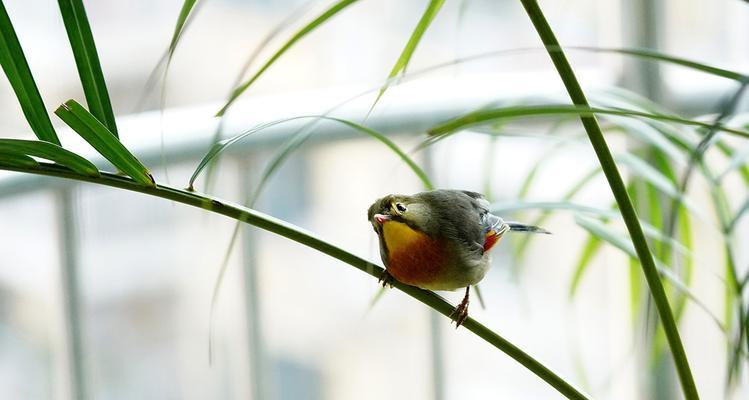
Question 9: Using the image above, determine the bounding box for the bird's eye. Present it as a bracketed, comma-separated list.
[395, 202, 407, 213]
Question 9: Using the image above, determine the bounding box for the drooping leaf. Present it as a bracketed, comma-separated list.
[216, 0, 361, 116]
[615, 152, 704, 219]
[568, 235, 604, 297]
[653, 151, 694, 325]
[492, 200, 690, 256]
[0, 138, 98, 176]
[369, 0, 445, 113]
[0, 2, 60, 144]
[514, 168, 602, 261]
[728, 196, 749, 233]
[718, 142, 749, 182]
[189, 116, 432, 190]
[567, 46, 747, 82]
[57, 0, 118, 136]
[573, 215, 724, 332]
[427, 105, 749, 143]
[515, 118, 577, 199]
[168, 0, 200, 57]
[54, 99, 153, 185]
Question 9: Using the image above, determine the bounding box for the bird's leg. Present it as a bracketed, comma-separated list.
[450, 286, 470, 328]
[378, 269, 394, 288]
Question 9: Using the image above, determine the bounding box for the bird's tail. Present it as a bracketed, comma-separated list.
[506, 222, 551, 234]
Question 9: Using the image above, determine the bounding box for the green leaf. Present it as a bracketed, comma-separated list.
[728, 196, 749, 233]
[54, 99, 153, 185]
[0, 2, 60, 144]
[568, 235, 604, 297]
[491, 200, 690, 256]
[614, 152, 703, 218]
[718, 143, 749, 182]
[369, 0, 445, 113]
[0, 139, 98, 176]
[515, 118, 576, 199]
[57, 0, 118, 137]
[628, 250, 642, 326]
[653, 152, 694, 324]
[0, 151, 39, 168]
[573, 215, 723, 332]
[189, 116, 431, 191]
[514, 168, 602, 261]
[216, 0, 361, 116]
[594, 88, 700, 150]
[716, 141, 749, 187]
[428, 104, 749, 142]
[332, 117, 433, 189]
[568, 46, 747, 82]
[168, 0, 199, 57]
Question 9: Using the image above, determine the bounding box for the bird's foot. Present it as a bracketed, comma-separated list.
[378, 269, 394, 288]
[450, 296, 469, 328]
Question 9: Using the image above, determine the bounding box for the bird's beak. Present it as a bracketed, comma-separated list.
[374, 213, 392, 225]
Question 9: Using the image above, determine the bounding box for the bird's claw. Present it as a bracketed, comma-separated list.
[450, 298, 469, 328]
[379, 270, 394, 288]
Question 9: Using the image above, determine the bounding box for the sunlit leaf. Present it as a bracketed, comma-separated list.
[428, 105, 749, 143]
[492, 200, 690, 256]
[189, 116, 432, 190]
[216, 0, 361, 116]
[567, 46, 747, 82]
[569, 235, 604, 297]
[573, 215, 723, 332]
[615, 152, 704, 219]
[369, 0, 445, 113]
[168, 0, 200, 57]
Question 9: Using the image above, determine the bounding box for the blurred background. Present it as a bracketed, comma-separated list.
[1, 0, 748, 399]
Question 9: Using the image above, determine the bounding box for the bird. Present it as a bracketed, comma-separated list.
[367, 189, 550, 327]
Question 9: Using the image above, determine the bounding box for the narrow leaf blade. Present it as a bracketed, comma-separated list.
[369, 0, 445, 112]
[0, 2, 60, 144]
[57, 0, 118, 136]
[54, 99, 153, 185]
[428, 104, 749, 141]
[0, 138, 98, 176]
[216, 0, 360, 116]
[189, 116, 431, 191]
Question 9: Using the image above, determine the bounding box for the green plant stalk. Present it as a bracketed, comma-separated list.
[0, 162, 589, 400]
[518, 1, 698, 398]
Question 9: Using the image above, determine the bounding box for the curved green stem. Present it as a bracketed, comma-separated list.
[518, 1, 699, 398]
[0, 162, 589, 400]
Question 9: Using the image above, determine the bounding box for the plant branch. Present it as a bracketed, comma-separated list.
[518, 1, 699, 398]
[0, 162, 589, 400]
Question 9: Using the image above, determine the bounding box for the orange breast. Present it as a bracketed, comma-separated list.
[382, 221, 446, 286]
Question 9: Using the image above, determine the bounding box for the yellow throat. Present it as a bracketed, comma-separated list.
[382, 221, 426, 255]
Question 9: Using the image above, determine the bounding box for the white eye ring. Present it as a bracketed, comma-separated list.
[395, 202, 407, 213]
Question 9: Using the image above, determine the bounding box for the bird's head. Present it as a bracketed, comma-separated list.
[367, 194, 431, 235]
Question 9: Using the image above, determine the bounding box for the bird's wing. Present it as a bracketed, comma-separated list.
[480, 212, 509, 252]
